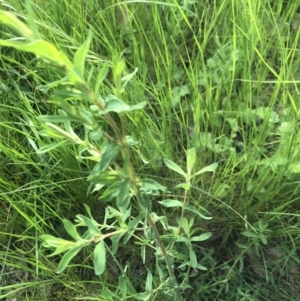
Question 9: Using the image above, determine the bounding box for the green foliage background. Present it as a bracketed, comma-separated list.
[1, 0, 300, 300]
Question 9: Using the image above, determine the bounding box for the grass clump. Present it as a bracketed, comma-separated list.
[1, 0, 300, 300]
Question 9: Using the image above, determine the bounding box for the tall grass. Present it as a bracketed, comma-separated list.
[1, 0, 300, 300]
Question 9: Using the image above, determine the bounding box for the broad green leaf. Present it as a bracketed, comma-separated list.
[185, 204, 212, 220]
[63, 219, 82, 241]
[190, 232, 212, 242]
[94, 240, 106, 275]
[163, 158, 186, 177]
[116, 179, 131, 208]
[37, 140, 72, 154]
[145, 269, 153, 293]
[158, 199, 183, 208]
[187, 147, 196, 175]
[57, 246, 83, 273]
[189, 250, 197, 268]
[74, 30, 93, 79]
[95, 62, 110, 94]
[192, 162, 218, 178]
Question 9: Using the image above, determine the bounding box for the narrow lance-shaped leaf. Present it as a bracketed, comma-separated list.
[0, 10, 35, 41]
[116, 179, 131, 208]
[158, 199, 183, 208]
[94, 240, 106, 275]
[192, 162, 218, 178]
[0, 39, 73, 69]
[74, 30, 93, 79]
[185, 204, 212, 220]
[163, 158, 186, 177]
[63, 219, 82, 241]
[95, 62, 110, 94]
[190, 232, 212, 242]
[186, 147, 196, 176]
[57, 245, 83, 273]
[189, 250, 197, 268]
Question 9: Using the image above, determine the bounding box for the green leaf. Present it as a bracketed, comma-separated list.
[0, 10, 36, 41]
[101, 96, 146, 114]
[88, 170, 123, 185]
[91, 144, 120, 176]
[187, 147, 196, 175]
[196, 263, 208, 271]
[110, 234, 123, 254]
[176, 236, 189, 243]
[76, 214, 100, 236]
[128, 212, 145, 231]
[185, 204, 212, 220]
[145, 269, 153, 293]
[116, 179, 131, 208]
[174, 183, 191, 191]
[57, 246, 83, 273]
[192, 162, 218, 178]
[78, 109, 96, 129]
[74, 30, 93, 79]
[94, 240, 106, 275]
[63, 219, 82, 241]
[121, 68, 138, 90]
[40, 235, 72, 248]
[0, 38, 73, 69]
[158, 199, 183, 208]
[137, 193, 151, 214]
[99, 182, 121, 202]
[163, 158, 186, 177]
[118, 275, 127, 299]
[89, 126, 103, 141]
[37, 115, 80, 123]
[141, 244, 146, 264]
[95, 62, 110, 94]
[189, 250, 197, 268]
[25, 0, 41, 40]
[190, 232, 212, 242]
[37, 140, 72, 154]
[139, 178, 168, 194]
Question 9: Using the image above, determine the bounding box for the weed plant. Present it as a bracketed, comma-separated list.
[1, 0, 300, 300]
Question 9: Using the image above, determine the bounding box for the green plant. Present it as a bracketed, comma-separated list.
[0, 3, 217, 300]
